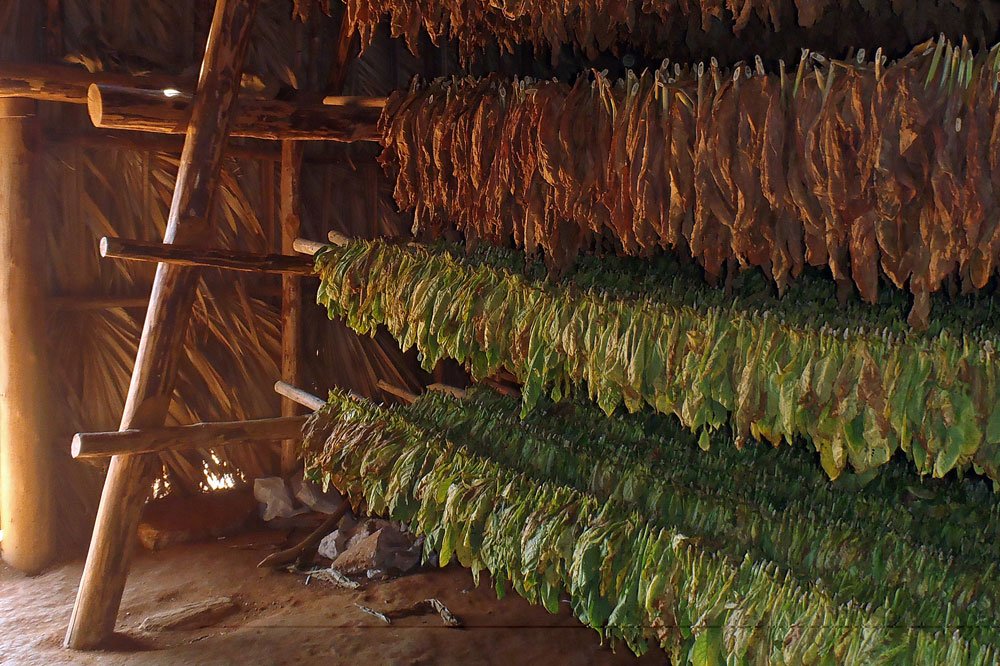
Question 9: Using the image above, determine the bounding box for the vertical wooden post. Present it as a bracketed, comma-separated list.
[275, 10, 357, 474]
[64, 0, 259, 650]
[0, 0, 54, 577]
[0, 97, 57, 574]
[279, 140, 304, 475]
[325, 16, 357, 94]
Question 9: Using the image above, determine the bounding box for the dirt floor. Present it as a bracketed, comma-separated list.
[1, 536, 665, 665]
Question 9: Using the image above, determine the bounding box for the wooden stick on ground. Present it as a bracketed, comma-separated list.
[65, 0, 261, 650]
[100, 237, 314, 275]
[257, 502, 351, 569]
[72, 416, 308, 459]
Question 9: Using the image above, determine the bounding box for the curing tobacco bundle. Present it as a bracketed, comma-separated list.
[302, 386, 1000, 662]
[345, 0, 1000, 63]
[380, 37, 1000, 328]
[314, 238, 1000, 484]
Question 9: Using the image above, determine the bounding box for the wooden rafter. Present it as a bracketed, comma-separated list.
[100, 237, 314, 275]
[88, 84, 382, 141]
[274, 381, 325, 411]
[0, 61, 196, 104]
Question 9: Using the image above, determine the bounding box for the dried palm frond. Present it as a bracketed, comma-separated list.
[61, 0, 320, 90]
[343, 0, 1000, 65]
[41, 143, 285, 500]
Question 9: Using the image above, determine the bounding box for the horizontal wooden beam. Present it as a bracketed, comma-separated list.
[99, 237, 315, 275]
[72, 416, 307, 459]
[274, 381, 325, 411]
[46, 128, 282, 162]
[327, 230, 350, 246]
[427, 383, 468, 399]
[292, 237, 325, 256]
[322, 95, 385, 109]
[89, 84, 381, 141]
[48, 295, 150, 311]
[376, 380, 417, 404]
[0, 61, 194, 104]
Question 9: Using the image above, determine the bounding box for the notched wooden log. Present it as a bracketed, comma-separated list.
[89, 84, 382, 141]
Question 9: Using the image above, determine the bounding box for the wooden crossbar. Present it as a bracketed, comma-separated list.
[72, 417, 308, 459]
[65, 0, 262, 650]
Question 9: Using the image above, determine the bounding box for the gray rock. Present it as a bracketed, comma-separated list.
[316, 514, 358, 560]
[290, 476, 344, 515]
[254, 477, 306, 522]
[332, 526, 420, 575]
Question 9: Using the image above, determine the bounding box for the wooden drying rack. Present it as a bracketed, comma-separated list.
[7, 0, 518, 648]
[0, 0, 393, 650]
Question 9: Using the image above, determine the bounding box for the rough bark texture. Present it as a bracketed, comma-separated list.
[65, 0, 261, 650]
[72, 416, 308, 458]
[89, 84, 382, 141]
[0, 61, 192, 103]
[100, 237, 314, 275]
[280, 141, 306, 474]
[0, 97, 57, 575]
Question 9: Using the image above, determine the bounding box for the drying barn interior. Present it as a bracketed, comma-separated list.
[2, 1, 1000, 664]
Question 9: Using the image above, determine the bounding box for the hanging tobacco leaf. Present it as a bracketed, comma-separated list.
[379, 39, 1000, 328]
[302, 386, 1000, 661]
[314, 238, 1000, 484]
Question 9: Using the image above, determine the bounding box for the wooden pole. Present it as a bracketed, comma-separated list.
[427, 384, 468, 399]
[100, 237, 314, 275]
[0, 61, 195, 104]
[46, 127, 282, 162]
[48, 295, 149, 311]
[274, 381, 325, 412]
[292, 237, 326, 255]
[280, 142, 305, 474]
[0, 97, 57, 575]
[65, 0, 260, 650]
[72, 416, 307, 459]
[323, 16, 359, 96]
[376, 380, 417, 404]
[327, 229, 350, 246]
[256, 502, 350, 569]
[88, 84, 382, 141]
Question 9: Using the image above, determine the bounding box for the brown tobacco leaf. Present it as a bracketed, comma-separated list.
[378, 40, 1000, 328]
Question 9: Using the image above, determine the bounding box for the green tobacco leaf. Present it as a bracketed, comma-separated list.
[302, 387, 1000, 663]
[689, 626, 724, 666]
[314, 240, 1000, 485]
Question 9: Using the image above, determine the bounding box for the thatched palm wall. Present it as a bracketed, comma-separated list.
[1, 0, 429, 552]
